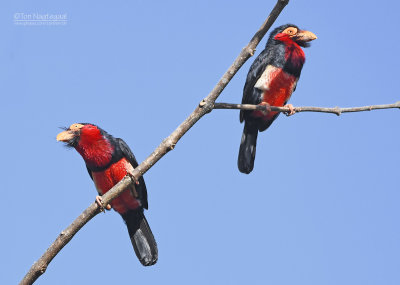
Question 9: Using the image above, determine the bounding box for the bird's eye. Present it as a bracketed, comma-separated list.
[69, 123, 83, 130]
[283, 27, 297, 36]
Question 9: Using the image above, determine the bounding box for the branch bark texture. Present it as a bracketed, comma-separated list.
[20, 1, 289, 284]
[214, 101, 400, 115]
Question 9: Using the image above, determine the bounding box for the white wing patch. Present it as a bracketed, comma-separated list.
[254, 65, 280, 91]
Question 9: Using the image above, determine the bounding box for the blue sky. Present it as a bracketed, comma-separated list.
[2, 0, 400, 284]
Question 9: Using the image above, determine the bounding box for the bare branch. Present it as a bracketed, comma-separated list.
[20, 1, 289, 284]
[19, 176, 133, 285]
[213, 101, 400, 116]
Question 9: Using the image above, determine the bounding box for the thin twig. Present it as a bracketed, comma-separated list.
[213, 101, 400, 116]
[19, 1, 289, 284]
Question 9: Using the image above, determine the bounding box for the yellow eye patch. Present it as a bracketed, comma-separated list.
[282, 27, 298, 36]
[69, 123, 84, 130]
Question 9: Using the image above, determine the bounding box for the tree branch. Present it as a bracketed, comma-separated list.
[20, 1, 290, 284]
[213, 101, 400, 116]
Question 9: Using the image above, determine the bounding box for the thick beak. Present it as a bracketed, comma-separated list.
[56, 130, 76, 142]
[295, 30, 317, 42]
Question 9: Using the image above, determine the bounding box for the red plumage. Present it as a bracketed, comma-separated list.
[57, 123, 157, 266]
[92, 158, 141, 213]
[253, 67, 298, 121]
[238, 24, 316, 174]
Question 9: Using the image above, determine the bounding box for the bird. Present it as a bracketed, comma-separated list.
[57, 123, 158, 266]
[238, 24, 317, 174]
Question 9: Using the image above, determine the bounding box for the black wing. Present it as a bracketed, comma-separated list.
[240, 48, 273, 122]
[86, 167, 93, 180]
[86, 167, 105, 196]
[117, 138, 149, 209]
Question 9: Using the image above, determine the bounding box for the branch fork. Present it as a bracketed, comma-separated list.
[18, 1, 296, 284]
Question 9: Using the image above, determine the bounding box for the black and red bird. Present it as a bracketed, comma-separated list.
[57, 123, 158, 266]
[238, 24, 317, 174]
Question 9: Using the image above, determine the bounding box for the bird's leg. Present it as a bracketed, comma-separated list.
[283, 104, 296, 116]
[126, 170, 139, 197]
[126, 169, 140, 185]
[95, 196, 111, 213]
[259, 102, 271, 116]
[95, 196, 105, 213]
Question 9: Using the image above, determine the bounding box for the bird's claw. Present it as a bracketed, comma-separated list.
[284, 104, 296, 116]
[260, 102, 271, 115]
[126, 170, 140, 185]
[95, 196, 111, 213]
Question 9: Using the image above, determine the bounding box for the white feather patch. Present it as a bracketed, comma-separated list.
[254, 65, 280, 91]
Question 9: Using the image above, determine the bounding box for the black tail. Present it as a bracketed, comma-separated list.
[121, 209, 158, 266]
[238, 121, 258, 174]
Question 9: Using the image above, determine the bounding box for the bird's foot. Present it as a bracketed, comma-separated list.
[259, 102, 271, 115]
[95, 196, 111, 213]
[126, 170, 140, 185]
[126, 170, 140, 197]
[283, 104, 296, 116]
